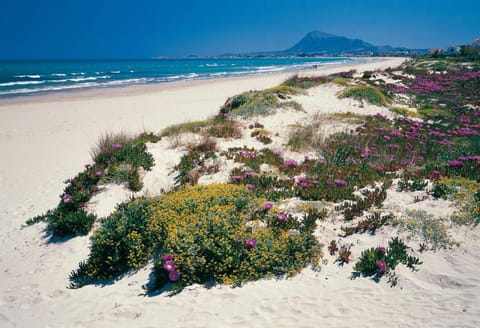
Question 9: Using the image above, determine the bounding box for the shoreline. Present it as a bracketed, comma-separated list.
[0, 57, 404, 106]
[0, 57, 406, 213]
[2, 55, 480, 327]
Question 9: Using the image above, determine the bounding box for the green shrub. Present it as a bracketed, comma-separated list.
[339, 85, 390, 107]
[160, 120, 213, 137]
[288, 124, 322, 151]
[69, 184, 321, 292]
[220, 86, 302, 117]
[69, 198, 157, 286]
[354, 237, 422, 286]
[389, 107, 422, 118]
[432, 177, 480, 225]
[27, 132, 159, 237]
[46, 209, 96, 237]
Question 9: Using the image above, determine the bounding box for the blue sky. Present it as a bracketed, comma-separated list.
[1, 0, 479, 59]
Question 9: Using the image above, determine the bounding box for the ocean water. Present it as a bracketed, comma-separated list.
[0, 57, 365, 98]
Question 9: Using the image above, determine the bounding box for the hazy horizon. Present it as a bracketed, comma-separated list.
[1, 0, 479, 60]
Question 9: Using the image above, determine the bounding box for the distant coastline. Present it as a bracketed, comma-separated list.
[0, 57, 373, 99]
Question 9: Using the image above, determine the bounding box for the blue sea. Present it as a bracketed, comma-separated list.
[0, 57, 365, 98]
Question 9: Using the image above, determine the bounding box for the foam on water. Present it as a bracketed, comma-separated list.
[0, 57, 364, 98]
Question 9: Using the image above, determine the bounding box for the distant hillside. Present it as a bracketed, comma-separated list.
[240, 31, 425, 57]
[285, 31, 377, 55]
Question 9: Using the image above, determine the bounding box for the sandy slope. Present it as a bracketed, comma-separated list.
[2, 57, 479, 328]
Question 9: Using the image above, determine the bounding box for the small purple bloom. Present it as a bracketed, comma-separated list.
[112, 143, 123, 149]
[85, 164, 91, 169]
[245, 239, 257, 248]
[379, 246, 386, 253]
[334, 179, 348, 187]
[376, 260, 387, 274]
[70, 178, 76, 183]
[245, 171, 256, 177]
[163, 260, 176, 272]
[62, 194, 71, 203]
[168, 270, 181, 282]
[300, 182, 309, 188]
[162, 254, 174, 261]
[232, 175, 244, 181]
[264, 202, 273, 209]
[246, 183, 256, 190]
[276, 213, 287, 221]
[312, 179, 320, 185]
[95, 171, 103, 177]
[448, 160, 464, 167]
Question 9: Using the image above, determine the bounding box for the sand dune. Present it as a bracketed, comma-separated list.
[2, 57, 479, 327]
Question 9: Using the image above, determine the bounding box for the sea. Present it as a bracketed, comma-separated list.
[0, 57, 367, 98]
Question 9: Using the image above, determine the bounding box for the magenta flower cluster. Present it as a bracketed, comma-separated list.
[161, 254, 180, 282]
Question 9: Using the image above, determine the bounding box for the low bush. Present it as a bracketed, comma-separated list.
[69, 184, 322, 292]
[26, 132, 159, 237]
[354, 237, 422, 286]
[220, 86, 302, 117]
[339, 85, 390, 107]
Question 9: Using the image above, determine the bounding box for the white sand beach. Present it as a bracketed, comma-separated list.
[1, 57, 480, 328]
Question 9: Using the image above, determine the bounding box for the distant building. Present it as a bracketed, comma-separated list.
[428, 48, 444, 55]
[446, 46, 461, 55]
[472, 39, 480, 47]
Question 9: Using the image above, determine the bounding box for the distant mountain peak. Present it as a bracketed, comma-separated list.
[285, 31, 377, 55]
[303, 31, 336, 39]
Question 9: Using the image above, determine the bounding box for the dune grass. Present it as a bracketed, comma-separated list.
[339, 85, 390, 107]
[220, 86, 303, 117]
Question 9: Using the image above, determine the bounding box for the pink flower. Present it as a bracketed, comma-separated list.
[264, 202, 273, 209]
[112, 143, 123, 149]
[168, 270, 180, 282]
[162, 254, 174, 261]
[334, 179, 348, 187]
[379, 246, 386, 253]
[96, 171, 103, 177]
[312, 180, 320, 185]
[246, 184, 255, 190]
[376, 260, 387, 274]
[62, 194, 71, 203]
[300, 182, 309, 188]
[245, 239, 257, 248]
[163, 260, 176, 272]
[245, 171, 256, 177]
[84, 164, 91, 169]
[297, 177, 307, 183]
[232, 175, 244, 181]
[70, 178, 76, 183]
[276, 214, 287, 221]
[274, 150, 282, 156]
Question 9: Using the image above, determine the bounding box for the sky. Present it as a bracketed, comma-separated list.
[0, 0, 479, 59]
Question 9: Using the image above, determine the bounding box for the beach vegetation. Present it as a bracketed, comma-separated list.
[69, 184, 322, 292]
[281, 74, 330, 89]
[220, 86, 303, 117]
[432, 177, 480, 225]
[354, 237, 422, 286]
[338, 85, 390, 107]
[26, 132, 159, 237]
[388, 107, 422, 118]
[287, 119, 324, 151]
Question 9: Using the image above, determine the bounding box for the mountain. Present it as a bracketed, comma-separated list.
[284, 31, 378, 55]
[241, 31, 425, 57]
